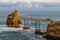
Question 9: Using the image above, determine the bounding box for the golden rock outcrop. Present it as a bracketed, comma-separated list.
[6, 10, 22, 28]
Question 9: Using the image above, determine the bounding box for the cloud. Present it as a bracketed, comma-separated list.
[0, 2, 20, 7]
[0, 0, 10, 3]
[27, 4, 32, 8]
[0, 2, 60, 11]
[0, 2, 60, 8]
[18, 4, 23, 7]
[0, 0, 60, 3]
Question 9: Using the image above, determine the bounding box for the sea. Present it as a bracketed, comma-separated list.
[0, 11, 60, 40]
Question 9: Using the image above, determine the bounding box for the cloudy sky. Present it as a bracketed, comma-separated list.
[0, 0, 60, 11]
[0, 0, 60, 3]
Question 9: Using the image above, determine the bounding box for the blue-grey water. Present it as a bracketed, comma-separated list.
[0, 11, 60, 40]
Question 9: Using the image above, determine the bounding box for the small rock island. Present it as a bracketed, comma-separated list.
[6, 10, 22, 28]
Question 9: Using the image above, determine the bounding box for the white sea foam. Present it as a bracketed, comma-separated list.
[0, 25, 47, 40]
[0, 25, 23, 32]
[0, 25, 36, 32]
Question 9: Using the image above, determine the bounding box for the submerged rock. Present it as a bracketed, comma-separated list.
[46, 21, 60, 39]
[6, 10, 22, 28]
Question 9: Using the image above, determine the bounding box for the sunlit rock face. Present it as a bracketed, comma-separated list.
[6, 10, 22, 28]
[46, 22, 60, 39]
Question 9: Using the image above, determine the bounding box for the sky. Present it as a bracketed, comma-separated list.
[0, 0, 60, 3]
[0, 0, 60, 11]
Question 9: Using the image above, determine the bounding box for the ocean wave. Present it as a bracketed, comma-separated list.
[0, 25, 36, 32]
[0, 25, 23, 32]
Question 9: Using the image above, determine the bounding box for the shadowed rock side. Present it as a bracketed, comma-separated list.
[46, 21, 60, 39]
[6, 10, 22, 28]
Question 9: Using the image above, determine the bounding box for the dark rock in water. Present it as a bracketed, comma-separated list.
[35, 29, 42, 34]
[35, 29, 41, 32]
[23, 26, 30, 30]
[46, 21, 60, 39]
[6, 10, 22, 28]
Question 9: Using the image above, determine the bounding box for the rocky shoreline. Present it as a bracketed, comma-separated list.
[36, 21, 60, 40]
[6, 10, 60, 39]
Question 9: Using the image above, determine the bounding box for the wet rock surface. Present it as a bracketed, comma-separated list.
[6, 10, 22, 28]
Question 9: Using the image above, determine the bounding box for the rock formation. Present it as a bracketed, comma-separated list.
[46, 21, 60, 39]
[6, 10, 22, 28]
[35, 28, 46, 35]
[23, 26, 30, 30]
[35, 28, 41, 34]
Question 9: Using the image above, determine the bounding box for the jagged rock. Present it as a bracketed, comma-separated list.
[46, 22, 60, 39]
[6, 10, 22, 28]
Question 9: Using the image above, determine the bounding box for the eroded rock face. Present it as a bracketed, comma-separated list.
[6, 10, 22, 28]
[46, 22, 60, 39]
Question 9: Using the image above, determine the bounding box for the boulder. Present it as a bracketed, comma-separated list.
[23, 26, 30, 30]
[46, 22, 60, 39]
[6, 10, 22, 28]
[35, 28, 41, 34]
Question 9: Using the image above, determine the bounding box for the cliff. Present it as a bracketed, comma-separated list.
[6, 10, 22, 28]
